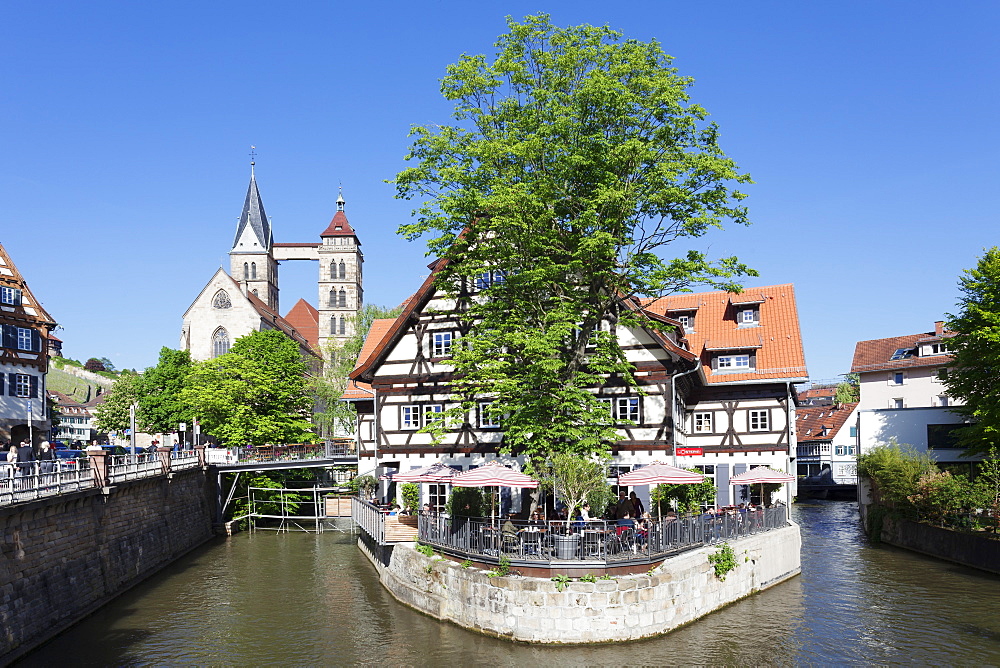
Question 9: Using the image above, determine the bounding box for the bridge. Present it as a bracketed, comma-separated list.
[206, 441, 359, 471]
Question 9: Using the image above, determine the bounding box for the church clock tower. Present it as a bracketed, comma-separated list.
[317, 189, 363, 352]
[229, 165, 279, 310]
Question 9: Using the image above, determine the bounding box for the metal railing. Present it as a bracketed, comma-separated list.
[0, 461, 95, 506]
[170, 449, 201, 470]
[415, 507, 788, 566]
[352, 497, 385, 544]
[108, 453, 164, 483]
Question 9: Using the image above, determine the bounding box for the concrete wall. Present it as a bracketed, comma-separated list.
[360, 525, 801, 644]
[879, 515, 1000, 575]
[0, 468, 215, 663]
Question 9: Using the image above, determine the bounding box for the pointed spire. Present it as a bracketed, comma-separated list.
[337, 186, 345, 212]
[231, 161, 272, 252]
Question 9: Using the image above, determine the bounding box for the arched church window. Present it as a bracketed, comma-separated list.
[212, 290, 232, 310]
[339, 316, 346, 335]
[243, 262, 249, 280]
[330, 261, 337, 279]
[330, 317, 337, 335]
[213, 328, 230, 358]
[329, 290, 336, 307]
[339, 260, 346, 279]
[251, 262, 257, 279]
[338, 289, 347, 308]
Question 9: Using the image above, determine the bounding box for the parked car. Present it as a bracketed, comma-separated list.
[55, 450, 86, 469]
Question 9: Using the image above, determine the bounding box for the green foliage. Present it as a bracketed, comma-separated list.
[393, 14, 755, 461]
[414, 543, 435, 557]
[531, 452, 609, 517]
[228, 469, 313, 523]
[461, 560, 473, 569]
[180, 330, 314, 446]
[708, 543, 737, 581]
[486, 556, 511, 579]
[138, 347, 194, 433]
[400, 483, 421, 514]
[93, 371, 142, 435]
[586, 484, 615, 520]
[945, 247, 1000, 455]
[579, 573, 597, 583]
[834, 373, 860, 404]
[310, 304, 402, 437]
[857, 441, 938, 507]
[597, 574, 614, 581]
[551, 574, 572, 591]
[350, 474, 378, 497]
[447, 486, 484, 518]
[906, 470, 979, 525]
[652, 471, 717, 515]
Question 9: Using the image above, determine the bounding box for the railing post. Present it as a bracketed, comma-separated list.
[157, 446, 173, 475]
[194, 444, 207, 467]
[86, 447, 108, 489]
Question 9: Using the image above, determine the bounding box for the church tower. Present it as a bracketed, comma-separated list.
[229, 165, 279, 311]
[317, 189, 363, 352]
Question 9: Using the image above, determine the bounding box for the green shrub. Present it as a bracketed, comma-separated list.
[708, 543, 737, 581]
[551, 574, 571, 591]
[414, 543, 435, 557]
[400, 483, 420, 514]
[857, 441, 937, 506]
[447, 487, 484, 518]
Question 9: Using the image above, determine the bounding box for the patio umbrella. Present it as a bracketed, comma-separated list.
[729, 466, 794, 507]
[393, 462, 462, 483]
[619, 462, 705, 517]
[452, 462, 539, 522]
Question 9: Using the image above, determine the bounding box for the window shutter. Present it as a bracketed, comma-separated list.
[1, 325, 15, 350]
[31, 329, 42, 352]
[29, 375, 38, 398]
[711, 356, 719, 370]
[0, 374, 4, 395]
[749, 353, 757, 369]
[8, 373, 15, 396]
[753, 308, 760, 323]
[13, 289, 22, 306]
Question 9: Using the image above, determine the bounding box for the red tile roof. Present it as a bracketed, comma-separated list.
[796, 402, 858, 442]
[850, 326, 954, 374]
[284, 299, 320, 352]
[643, 284, 807, 384]
[245, 290, 320, 358]
[320, 211, 360, 242]
[342, 318, 397, 400]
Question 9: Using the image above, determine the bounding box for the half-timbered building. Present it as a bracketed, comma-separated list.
[346, 269, 807, 510]
[0, 242, 56, 445]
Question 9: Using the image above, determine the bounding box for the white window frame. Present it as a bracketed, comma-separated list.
[478, 402, 500, 428]
[432, 332, 453, 357]
[748, 409, 770, 431]
[718, 354, 751, 369]
[739, 309, 756, 324]
[401, 405, 421, 430]
[614, 397, 640, 423]
[1, 287, 20, 305]
[16, 327, 33, 351]
[14, 374, 31, 398]
[693, 412, 714, 433]
[677, 314, 692, 330]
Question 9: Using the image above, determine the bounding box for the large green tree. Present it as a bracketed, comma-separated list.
[93, 371, 143, 435]
[181, 330, 314, 446]
[394, 15, 755, 464]
[310, 304, 402, 437]
[139, 347, 194, 433]
[944, 246, 1000, 455]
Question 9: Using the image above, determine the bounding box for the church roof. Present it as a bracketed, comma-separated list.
[320, 210, 360, 242]
[284, 299, 320, 352]
[246, 290, 320, 358]
[231, 174, 272, 251]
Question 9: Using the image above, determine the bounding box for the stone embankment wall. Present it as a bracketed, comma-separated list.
[360, 525, 801, 644]
[0, 469, 215, 663]
[859, 478, 1000, 575]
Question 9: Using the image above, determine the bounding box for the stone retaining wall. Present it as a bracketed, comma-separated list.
[0, 468, 215, 663]
[360, 524, 801, 643]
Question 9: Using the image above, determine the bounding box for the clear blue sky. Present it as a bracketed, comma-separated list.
[3, 1, 997, 381]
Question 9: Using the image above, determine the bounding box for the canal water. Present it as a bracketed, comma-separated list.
[17, 501, 1000, 666]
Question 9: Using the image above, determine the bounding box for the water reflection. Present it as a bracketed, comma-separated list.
[17, 501, 1000, 666]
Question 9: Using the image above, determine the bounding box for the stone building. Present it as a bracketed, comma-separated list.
[0, 242, 56, 445]
[181, 167, 362, 361]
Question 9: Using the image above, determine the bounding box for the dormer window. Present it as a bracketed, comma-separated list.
[716, 354, 752, 370]
[677, 313, 694, 331]
[738, 308, 759, 327]
[922, 342, 948, 356]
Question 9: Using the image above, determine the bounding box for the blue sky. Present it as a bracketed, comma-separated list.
[2, 1, 997, 381]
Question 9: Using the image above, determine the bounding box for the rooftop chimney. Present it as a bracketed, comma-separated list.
[935, 320, 944, 336]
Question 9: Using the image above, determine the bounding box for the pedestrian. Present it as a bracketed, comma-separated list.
[615, 490, 632, 519]
[37, 440, 55, 474]
[629, 491, 645, 518]
[16, 440, 34, 477]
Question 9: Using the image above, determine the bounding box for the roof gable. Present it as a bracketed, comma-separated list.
[796, 402, 858, 442]
[284, 299, 320, 352]
[0, 241, 56, 327]
[230, 174, 272, 252]
[851, 327, 955, 374]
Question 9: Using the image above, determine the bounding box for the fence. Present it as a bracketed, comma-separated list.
[204, 440, 356, 467]
[352, 497, 386, 544]
[0, 447, 209, 507]
[416, 507, 788, 566]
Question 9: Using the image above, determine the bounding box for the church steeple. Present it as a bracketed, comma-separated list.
[317, 185, 363, 352]
[229, 156, 279, 311]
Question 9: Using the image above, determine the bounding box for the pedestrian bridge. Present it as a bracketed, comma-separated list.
[206, 441, 358, 472]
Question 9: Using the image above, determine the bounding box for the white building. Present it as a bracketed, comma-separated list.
[795, 402, 859, 496]
[851, 321, 971, 469]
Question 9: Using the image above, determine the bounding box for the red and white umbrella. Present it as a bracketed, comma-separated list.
[393, 462, 462, 483]
[729, 467, 794, 485]
[618, 462, 705, 486]
[452, 461, 539, 488]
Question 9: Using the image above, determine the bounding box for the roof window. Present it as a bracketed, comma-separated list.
[889, 348, 913, 361]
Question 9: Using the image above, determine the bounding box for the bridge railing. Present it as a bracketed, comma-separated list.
[0, 446, 209, 507]
[204, 440, 357, 467]
[352, 496, 385, 544]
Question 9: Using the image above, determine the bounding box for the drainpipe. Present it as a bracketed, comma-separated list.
[671, 360, 702, 468]
[786, 381, 795, 518]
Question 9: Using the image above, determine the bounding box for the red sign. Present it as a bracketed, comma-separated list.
[675, 447, 703, 456]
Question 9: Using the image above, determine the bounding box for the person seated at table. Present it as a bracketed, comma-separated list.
[388, 504, 400, 516]
[581, 503, 592, 521]
[421, 503, 433, 516]
[528, 511, 544, 528]
[616, 512, 635, 536]
[502, 513, 519, 539]
[571, 509, 586, 531]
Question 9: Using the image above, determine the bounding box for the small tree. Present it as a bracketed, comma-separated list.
[139, 347, 194, 434]
[834, 373, 860, 404]
[534, 452, 609, 518]
[447, 487, 484, 518]
[857, 440, 938, 507]
[84, 358, 106, 372]
[93, 371, 143, 435]
[400, 483, 421, 513]
[652, 473, 717, 515]
[350, 474, 377, 498]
